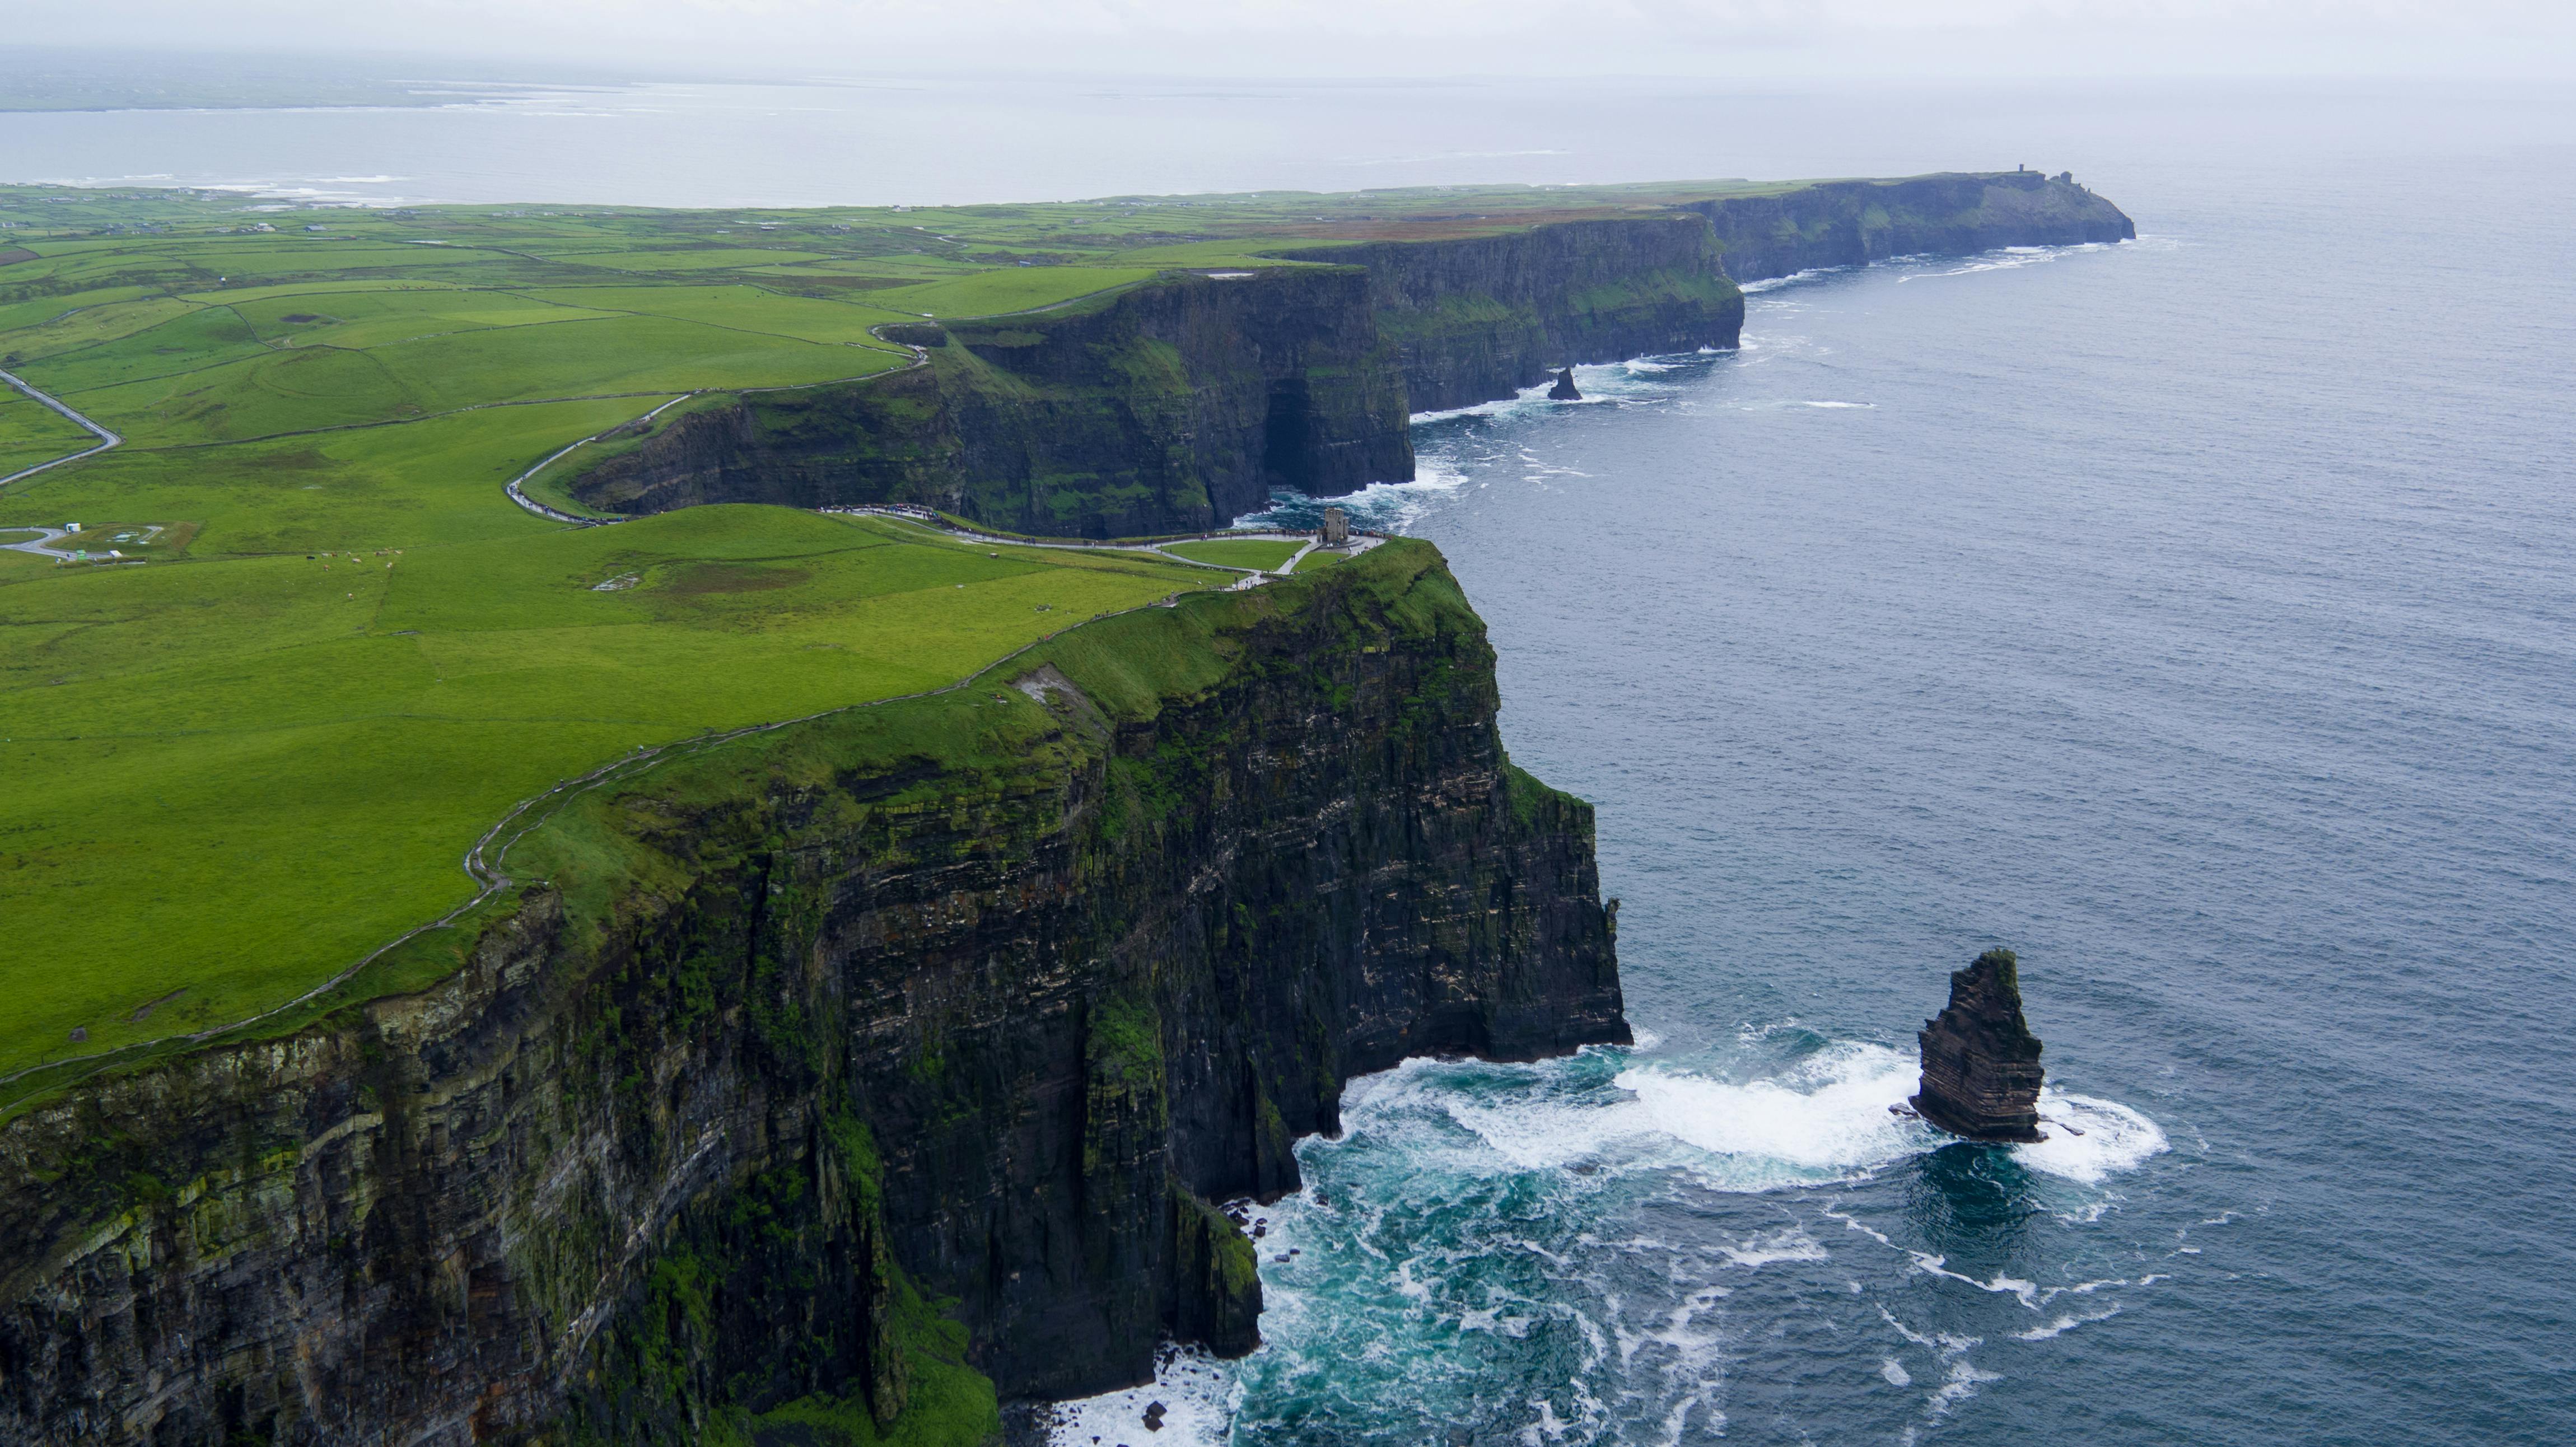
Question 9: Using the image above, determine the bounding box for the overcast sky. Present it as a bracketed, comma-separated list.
[10, 0, 2572, 80]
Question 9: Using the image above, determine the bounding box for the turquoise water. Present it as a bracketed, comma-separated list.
[1068, 139, 2576, 1445]
[12, 67, 2571, 1445]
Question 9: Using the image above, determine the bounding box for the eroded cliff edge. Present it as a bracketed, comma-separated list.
[569, 267, 1416, 537]
[562, 172, 2129, 537]
[563, 217, 1749, 536]
[0, 541, 1625, 1446]
[1266, 214, 1744, 415]
[1682, 170, 2135, 283]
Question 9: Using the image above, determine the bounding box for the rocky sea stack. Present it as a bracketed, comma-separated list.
[1911, 947, 2046, 1142]
[1548, 368, 1582, 400]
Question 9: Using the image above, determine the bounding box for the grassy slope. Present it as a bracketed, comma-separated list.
[0, 172, 1946, 1082]
[0, 503, 1214, 1076]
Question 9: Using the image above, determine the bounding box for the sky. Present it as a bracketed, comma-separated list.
[7, 0, 2573, 81]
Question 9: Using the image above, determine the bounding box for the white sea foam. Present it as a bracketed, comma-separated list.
[1044, 1343, 1237, 1447]
[1714, 1227, 1830, 1269]
[1231, 460, 1468, 534]
[2014, 1090, 2169, 1184]
[1616, 1042, 1928, 1180]
[1726, 399, 1875, 410]
[1927, 1357, 2003, 1416]
[1739, 267, 1841, 293]
[1409, 377, 1556, 424]
[2015, 1304, 2121, 1341]
[1364, 1038, 2164, 1203]
[1896, 241, 2110, 283]
[1906, 1253, 2041, 1309]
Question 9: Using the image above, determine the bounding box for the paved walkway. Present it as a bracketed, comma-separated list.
[0, 367, 124, 490]
[827, 503, 1379, 588]
[500, 333, 939, 525]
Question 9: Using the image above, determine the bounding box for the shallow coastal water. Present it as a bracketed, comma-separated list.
[12, 72, 2573, 1446]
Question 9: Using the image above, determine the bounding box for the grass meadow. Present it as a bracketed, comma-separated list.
[0, 174, 1752, 1084]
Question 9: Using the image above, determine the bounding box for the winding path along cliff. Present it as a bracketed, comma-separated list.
[0, 542, 1625, 1446]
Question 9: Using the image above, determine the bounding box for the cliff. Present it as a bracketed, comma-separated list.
[1265, 216, 1743, 414]
[1683, 171, 2136, 283]
[1911, 947, 2046, 1142]
[564, 175, 2130, 536]
[0, 540, 1626, 1445]
[568, 216, 1746, 530]
[567, 267, 1414, 538]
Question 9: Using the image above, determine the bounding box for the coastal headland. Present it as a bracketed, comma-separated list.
[0, 171, 2130, 1444]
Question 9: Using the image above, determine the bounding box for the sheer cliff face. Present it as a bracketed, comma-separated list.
[569, 267, 1415, 538]
[0, 543, 1625, 1445]
[1268, 216, 1747, 414]
[568, 216, 1748, 532]
[564, 179, 2133, 535]
[1684, 171, 2136, 283]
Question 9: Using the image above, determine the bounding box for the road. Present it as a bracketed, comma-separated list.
[0, 367, 123, 490]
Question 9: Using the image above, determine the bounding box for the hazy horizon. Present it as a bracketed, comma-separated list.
[6, 0, 2573, 85]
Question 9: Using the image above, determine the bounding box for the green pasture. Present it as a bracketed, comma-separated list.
[0, 395, 97, 476]
[0, 505, 1219, 1078]
[1163, 537, 1305, 572]
[0, 172, 1805, 1089]
[864, 267, 1161, 318]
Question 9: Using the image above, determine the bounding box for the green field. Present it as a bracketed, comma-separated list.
[0, 176, 1798, 1090]
[1162, 538, 1306, 572]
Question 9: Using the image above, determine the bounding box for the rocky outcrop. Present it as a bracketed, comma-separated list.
[0, 541, 1625, 1445]
[1548, 368, 1581, 401]
[1911, 947, 2046, 1142]
[1682, 171, 2136, 284]
[1268, 216, 1742, 414]
[568, 267, 1414, 537]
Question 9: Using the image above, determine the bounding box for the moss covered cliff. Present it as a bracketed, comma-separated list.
[564, 217, 1747, 534]
[1267, 214, 1745, 414]
[567, 267, 1414, 538]
[560, 173, 2132, 538]
[0, 540, 1625, 1445]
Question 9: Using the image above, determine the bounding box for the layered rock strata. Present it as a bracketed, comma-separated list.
[0, 541, 1625, 1445]
[571, 266, 1414, 537]
[1268, 215, 1744, 414]
[566, 175, 2132, 537]
[1911, 947, 2047, 1142]
[1684, 171, 2136, 284]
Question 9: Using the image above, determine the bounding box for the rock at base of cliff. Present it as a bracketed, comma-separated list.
[1910, 947, 2045, 1142]
[1170, 1184, 1262, 1357]
[1548, 367, 1582, 400]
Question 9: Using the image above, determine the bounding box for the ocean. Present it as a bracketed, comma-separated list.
[10, 71, 2572, 1445]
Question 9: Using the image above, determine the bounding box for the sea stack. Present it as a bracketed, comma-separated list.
[1549, 367, 1582, 400]
[1911, 947, 2046, 1142]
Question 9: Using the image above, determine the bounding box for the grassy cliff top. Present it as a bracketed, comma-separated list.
[0, 171, 2015, 1090]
